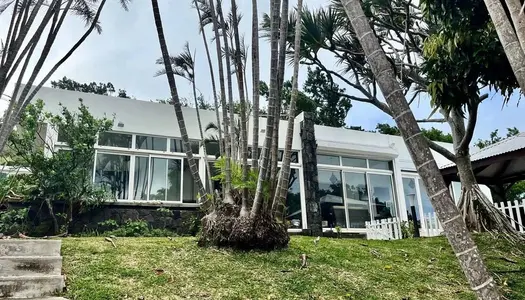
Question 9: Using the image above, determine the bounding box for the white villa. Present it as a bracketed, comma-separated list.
[22, 86, 493, 234]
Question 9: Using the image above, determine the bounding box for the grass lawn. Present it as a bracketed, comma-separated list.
[61, 234, 525, 300]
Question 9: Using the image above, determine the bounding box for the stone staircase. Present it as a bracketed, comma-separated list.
[0, 240, 65, 299]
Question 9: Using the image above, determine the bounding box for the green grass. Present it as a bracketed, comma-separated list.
[61, 235, 525, 300]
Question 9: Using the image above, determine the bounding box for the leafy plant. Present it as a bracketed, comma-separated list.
[0, 208, 29, 235]
[400, 221, 415, 239]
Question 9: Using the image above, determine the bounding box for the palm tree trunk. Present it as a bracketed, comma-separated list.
[484, 0, 525, 90]
[269, 0, 289, 197]
[151, 0, 206, 202]
[193, 0, 223, 155]
[273, 0, 303, 221]
[209, 0, 234, 204]
[251, 0, 260, 171]
[341, 1, 500, 298]
[251, 0, 282, 217]
[217, 4, 237, 164]
[230, 0, 250, 216]
[504, 0, 525, 53]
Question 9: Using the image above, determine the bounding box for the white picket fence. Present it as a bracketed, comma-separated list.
[366, 200, 525, 240]
[494, 200, 525, 232]
[365, 217, 402, 240]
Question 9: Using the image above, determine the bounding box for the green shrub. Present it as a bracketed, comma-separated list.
[0, 208, 29, 235]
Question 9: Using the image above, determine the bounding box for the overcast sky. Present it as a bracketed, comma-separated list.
[1, 0, 523, 142]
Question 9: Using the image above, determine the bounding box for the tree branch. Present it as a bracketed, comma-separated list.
[458, 102, 479, 152]
[427, 138, 456, 163]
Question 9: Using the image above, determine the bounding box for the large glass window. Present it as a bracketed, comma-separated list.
[205, 141, 221, 158]
[182, 159, 199, 203]
[149, 158, 168, 200]
[317, 154, 340, 166]
[98, 132, 132, 148]
[344, 172, 370, 228]
[369, 160, 392, 170]
[167, 159, 182, 201]
[402, 177, 419, 222]
[170, 138, 199, 154]
[319, 170, 346, 228]
[133, 156, 149, 200]
[419, 181, 434, 216]
[136, 135, 167, 151]
[369, 174, 396, 220]
[342, 157, 367, 168]
[286, 168, 302, 228]
[94, 153, 130, 199]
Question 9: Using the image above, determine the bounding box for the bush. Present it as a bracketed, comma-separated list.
[91, 219, 176, 237]
[0, 208, 29, 235]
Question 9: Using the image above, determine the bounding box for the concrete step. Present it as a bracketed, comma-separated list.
[0, 257, 62, 277]
[0, 275, 64, 299]
[0, 240, 61, 257]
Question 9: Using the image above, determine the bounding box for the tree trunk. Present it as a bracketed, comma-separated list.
[251, 0, 260, 170]
[273, 0, 303, 221]
[484, 0, 525, 91]
[341, 1, 500, 298]
[230, 0, 249, 216]
[151, 0, 206, 202]
[504, 0, 525, 53]
[208, 0, 234, 204]
[251, 0, 282, 217]
[193, 0, 223, 155]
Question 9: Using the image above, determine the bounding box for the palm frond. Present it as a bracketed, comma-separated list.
[0, 0, 14, 15]
[205, 121, 219, 132]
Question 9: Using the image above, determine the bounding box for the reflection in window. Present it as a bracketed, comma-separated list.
[342, 157, 367, 168]
[205, 141, 221, 158]
[369, 174, 396, 220]
[286, 168, 302, 228]
[98, 132, 132, 148]
[136, 135, 167, 151]
[451, 181, 462, 203]
[277, 150, 300, 163]
[369, 160, 392, 170]
[183, 159, 199, 203]
[317, 154, 340, 166]
[170, 138, 199, 154]
[95, 153, 130, 199]
[133, 157, 149, 200]
[149, 158, 168, 200]
[167, 159, 182, 201]
[319, 170, 346, 228]
[402, 177, 419, 222]
[419, 179, 434, 215]
[344, 172, 370, 228]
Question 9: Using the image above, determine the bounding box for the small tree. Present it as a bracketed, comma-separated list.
[6, 99, 113, 234]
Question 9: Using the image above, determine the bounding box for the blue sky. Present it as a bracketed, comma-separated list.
[0, 0, 522, 143]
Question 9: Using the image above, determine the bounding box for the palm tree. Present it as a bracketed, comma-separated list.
[150, 0, 206, 202]
[193, 0, 223, 156]
[208, 0, 234, 204]
[340, 0, 499, 298]
[251, 0, 261, 170]
[229, 0, 250, 215]
[154, 42, 214, 193]
[503, 0, 525, 53]
[483, 0, 525, 90]
[0, 0, 130, 153]
[273, 0, 303, 220]
[251, 0, 282, 217]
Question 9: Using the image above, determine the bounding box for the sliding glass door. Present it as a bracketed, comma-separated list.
[368, 173, 396, 220]
[343, 172, 370, 228]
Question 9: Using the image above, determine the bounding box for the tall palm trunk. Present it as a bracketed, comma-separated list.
[217, 3, 237, 164]
[193, 0, 223, 155]
[273, 0, 303, 220]
[209, 0, 234, 204]
[269, 0, 289, 198]
[151, 0, 206, 202]
[251, 0, 282, 217]
[251, 0, 261, 170]
[483, 0, 525, 90]
[230, 0, 249, 216]
[504, 0, 525, 53]
[341, 1, 499, 298]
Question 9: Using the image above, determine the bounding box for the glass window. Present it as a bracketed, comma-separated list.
[342, 157, 367, 168]
[317, 154, 340, 166]
[419, 179, 434, 216]
[344, 172, 370, 228]
[182, 159, 200, 203]
[403, 177, 420, 222]
[206, 161, 221, 193]
[167, 159, 182, 201]
[136, 135, 167, 151]
[57, 127, 67, 143]
[318, 170, 346, 228]
[369, 174, 396, 220]
[276, 150, 299, 163]
[133, 157, 149, 200]
[205, 141, 221, 157]
[248, 147, 264, 159]
[98, 132, 132, 148]
[149, 158, 168, 201]
[286, 168, 302, 228]
[451, 181, 462, 203]
[368, 160, 392, 170]
[94, 153, 130, 199]
[170, 138, 199, 154]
